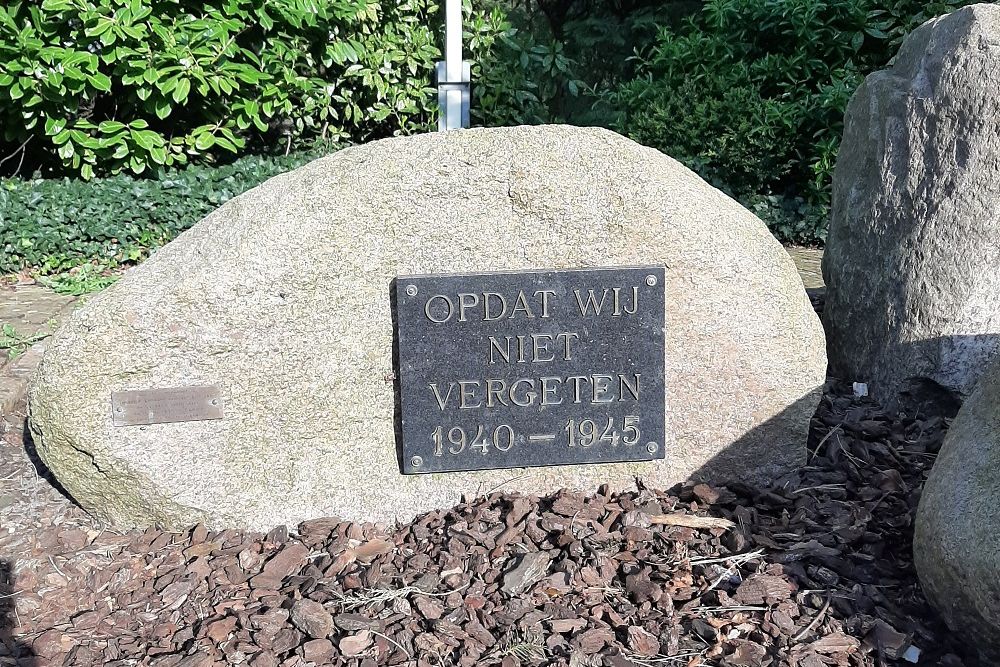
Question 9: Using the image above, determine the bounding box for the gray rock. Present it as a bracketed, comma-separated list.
[822, 4, 1000, 404]
[915, 357, 1000, 663]
[28, 125, 825, 531]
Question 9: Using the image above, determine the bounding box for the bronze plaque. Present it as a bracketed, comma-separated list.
[111, 386, 224, 426]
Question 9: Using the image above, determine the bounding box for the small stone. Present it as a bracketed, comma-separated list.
[414, 596, 445, 620]
[501, 551, 551, 595]
[549, 618, 587, 634]
[71, 610, 100, 629]
[190, 523, 209, 543]
[723, 640, 767, 667]
[270, 627, 302, 654]
[353, 538, 394, 562]
[625, 573, 662, 604]
[734, 574, 793, 605]
[627, 627, 660, 657]
[32, 629, 77, 658]
[290, 599, 334, 639]
[692, 619, 719, 642]
[184, 541, 219, 559]
[334, 613, 381, 631]
[692, 484, 721, 504]
[251, 608, 289, 636]
[205, 616, 238, 643]
[302, 638, 335, 663]
[575, 627, 614, 654]
[340, 630, 373, 658]
[249, 652, 278, 667]
[251, 543, 309, 588]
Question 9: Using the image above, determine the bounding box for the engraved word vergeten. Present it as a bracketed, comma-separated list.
[396, 267, 666, 474]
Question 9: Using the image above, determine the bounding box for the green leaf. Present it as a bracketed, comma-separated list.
[214, 136, 238, 152]
[154, 98, 171, 119]
[44, 117, 67, 134]
[171, 77, 190, 104]
[193, 132, 214, 150]
[88, 72, 112, 92]
[98, 120, 127, 133]
[130, 128, 156, 150]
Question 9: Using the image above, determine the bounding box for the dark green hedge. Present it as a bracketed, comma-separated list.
[606, 0, 985, 245]
[1, 147, 335, 274]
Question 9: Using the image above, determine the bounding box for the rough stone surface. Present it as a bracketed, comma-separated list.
[28, 125, 825, 531]
[915, 357, 1000, 663]
[822, 4, 1000, 403]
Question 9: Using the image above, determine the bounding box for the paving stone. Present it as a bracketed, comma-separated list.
[0, 286, 76, 416]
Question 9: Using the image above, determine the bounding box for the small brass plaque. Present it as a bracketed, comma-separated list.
[111, 386, 224, 426]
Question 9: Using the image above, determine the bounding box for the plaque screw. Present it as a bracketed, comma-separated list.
[410, 455, 423, 468]
[405, 284, 418, 297]
[211, 399, 218, 406]
[646, 442, 658, 453]
[645, 274, 657, 287]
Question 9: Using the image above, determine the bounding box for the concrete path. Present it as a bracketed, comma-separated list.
[785, 246, 824, 290]
[0, 286, 76, 416]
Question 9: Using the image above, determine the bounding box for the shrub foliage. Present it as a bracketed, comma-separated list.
[606, 0, 984, 244]
[0, 0, 457, 178]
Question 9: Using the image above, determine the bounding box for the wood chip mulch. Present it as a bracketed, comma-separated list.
[0, 379, 971, 667]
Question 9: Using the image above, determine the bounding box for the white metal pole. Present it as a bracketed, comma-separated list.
[445, 0, 462, 80]
[445, 0, 462, 130]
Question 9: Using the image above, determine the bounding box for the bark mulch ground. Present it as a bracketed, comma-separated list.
[0, 379, 972, 667]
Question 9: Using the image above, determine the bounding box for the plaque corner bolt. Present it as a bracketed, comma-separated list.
[646, 442, 658, 454]
[645, 275, 657, 287]
[410, 455, 423, 468]
[405, 284, 418, 297]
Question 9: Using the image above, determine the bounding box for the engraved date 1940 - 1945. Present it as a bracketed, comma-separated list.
[431, 415, 642, 456]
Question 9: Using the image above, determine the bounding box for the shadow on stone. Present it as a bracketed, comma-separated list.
[686, 390, 825, 489]
[687, 332, 990, 489]
[21, 419, 80, 509]
[389, 278, 406, 473]
[0, 559, 35, 666]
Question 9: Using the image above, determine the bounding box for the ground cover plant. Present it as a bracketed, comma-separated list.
[0, 147, 334, 276]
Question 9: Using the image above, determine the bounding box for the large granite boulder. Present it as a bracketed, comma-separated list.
[915, 358, 1000, 662]
[28, 125, 825, 531]
[822, 4, 1000, 404]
